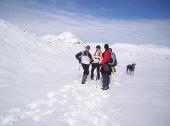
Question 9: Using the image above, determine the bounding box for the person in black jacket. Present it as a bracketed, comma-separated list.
[75, 45, 93, 84]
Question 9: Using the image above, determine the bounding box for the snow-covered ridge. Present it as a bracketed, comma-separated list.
[39, 31, 82, 45]
[112, 43, 170, 56]
[0, 19, 37, 65]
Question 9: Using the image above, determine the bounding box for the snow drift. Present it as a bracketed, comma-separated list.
[0, 19, 170, 126]
[39, 31, 82, 45]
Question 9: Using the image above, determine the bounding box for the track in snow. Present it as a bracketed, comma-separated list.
[0, 79, 121, 126]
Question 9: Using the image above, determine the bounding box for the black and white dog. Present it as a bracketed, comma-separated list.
[126, 63, 136, 75]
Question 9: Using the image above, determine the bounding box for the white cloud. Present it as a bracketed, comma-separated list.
[0, 0, 170, 46]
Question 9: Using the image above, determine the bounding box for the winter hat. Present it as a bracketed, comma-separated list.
[86, 45, 90, 50]
[104, 44, 109, 50]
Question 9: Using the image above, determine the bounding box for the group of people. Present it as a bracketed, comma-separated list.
[75, 44, 117, 90]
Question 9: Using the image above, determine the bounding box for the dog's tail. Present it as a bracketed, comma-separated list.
[126, 66, 128, 73]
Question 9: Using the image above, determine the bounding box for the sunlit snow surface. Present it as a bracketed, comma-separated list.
[0, 19, 170, 126]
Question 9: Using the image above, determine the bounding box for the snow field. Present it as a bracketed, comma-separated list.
[1, 80, 121, 126]
[0, 19, 170, 126]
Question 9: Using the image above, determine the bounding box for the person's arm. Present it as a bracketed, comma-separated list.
[100, 51, 110, 64]
[75, 52, 82, 63]
[99, 51, 103, 61]
[88, 53, 93, 64]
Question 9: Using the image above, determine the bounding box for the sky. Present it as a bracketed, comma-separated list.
[0, 0, 170, 47]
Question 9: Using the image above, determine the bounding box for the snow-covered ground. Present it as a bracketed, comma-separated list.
[0, 19, 170, 126]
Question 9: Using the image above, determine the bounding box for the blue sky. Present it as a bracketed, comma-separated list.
[42, 0, 170, 19]
[0, 0, 170, 47]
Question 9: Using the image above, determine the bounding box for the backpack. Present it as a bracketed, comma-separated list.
[108, 52, 117, 66]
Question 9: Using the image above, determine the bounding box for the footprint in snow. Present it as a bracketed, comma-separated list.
[0, 80, 112, 126]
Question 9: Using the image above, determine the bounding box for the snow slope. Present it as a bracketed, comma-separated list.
[0, 19, 170, 126]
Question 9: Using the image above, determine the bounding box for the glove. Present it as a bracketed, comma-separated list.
[90, 60, 94, 64]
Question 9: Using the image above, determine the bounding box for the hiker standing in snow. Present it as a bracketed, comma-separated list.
[91, 45, 102, 80]
[75, 45, 93, 84]
[108, 48, 117, 74]
[100, 44, 112, 90]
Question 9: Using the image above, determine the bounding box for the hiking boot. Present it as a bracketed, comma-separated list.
[102, 86, 109, 90]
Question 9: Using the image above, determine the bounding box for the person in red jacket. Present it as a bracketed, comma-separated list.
[100, 44, 112, 90]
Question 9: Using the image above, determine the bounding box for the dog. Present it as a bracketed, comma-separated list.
[126, 63, 136, 75]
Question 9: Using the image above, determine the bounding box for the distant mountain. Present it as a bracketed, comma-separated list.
[39, 32, 82, 45]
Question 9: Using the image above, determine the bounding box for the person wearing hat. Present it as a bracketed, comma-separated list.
[91, 45, 102, 80]
[100, 44, 112, 90]
[75, 45, 93, 84]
